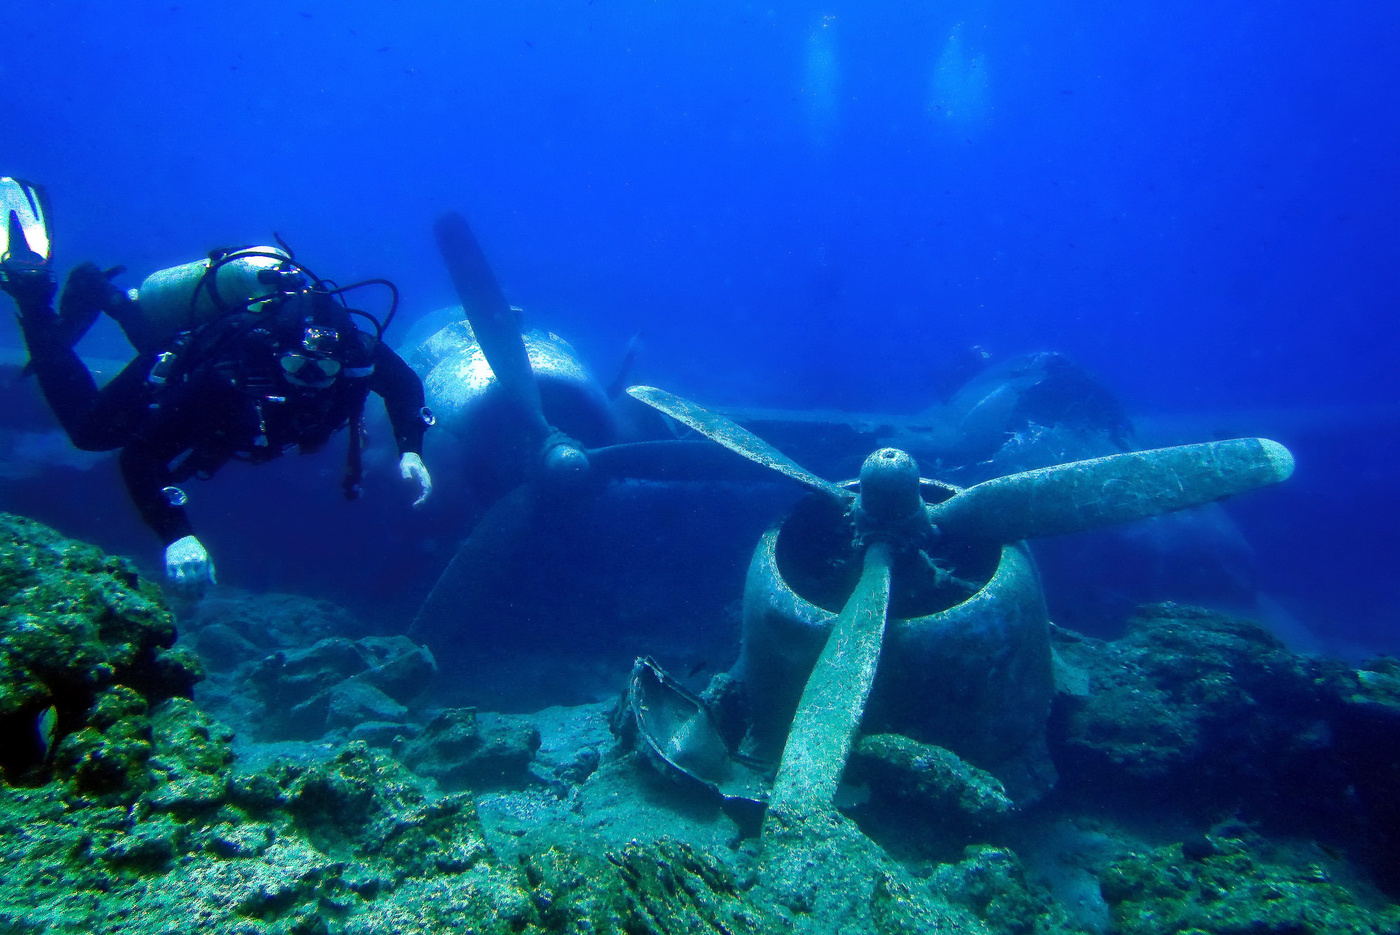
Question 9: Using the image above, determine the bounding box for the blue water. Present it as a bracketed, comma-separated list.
[3, 0, 1398, 656]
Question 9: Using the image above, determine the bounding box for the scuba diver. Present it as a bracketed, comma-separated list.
[1, 180, 433, 586]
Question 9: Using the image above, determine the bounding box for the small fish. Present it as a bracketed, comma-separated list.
[35, 705, 57, 762]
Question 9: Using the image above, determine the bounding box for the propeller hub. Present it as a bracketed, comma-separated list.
[855, 448, 927, 538]
[540, 438, 591, 493]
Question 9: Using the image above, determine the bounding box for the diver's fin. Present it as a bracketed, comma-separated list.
[0, 178, 53, 268]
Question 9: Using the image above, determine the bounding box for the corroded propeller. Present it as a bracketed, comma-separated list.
[627, 385, 850, 500]
[625, 383, 1296, 831]
[627, 384, 1294, 548]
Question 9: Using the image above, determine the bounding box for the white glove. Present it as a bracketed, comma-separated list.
[165, 535, 216, 586]
[399, 452, 433, 507]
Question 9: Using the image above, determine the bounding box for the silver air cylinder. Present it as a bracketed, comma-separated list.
[134, 247, 289, 341]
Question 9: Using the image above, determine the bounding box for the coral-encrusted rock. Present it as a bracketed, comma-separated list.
[246, 634, 435, 740]
[179, 592, 436, 744]
[250, 637, 369, 709]
[1049, 602, 1400, 891]
[930, 845, 1051, 935]
[397, 708, 541, 789]
[0, 514, 201, 787]
[522, 839, 788, 934]
[354, 637, 437, 703]
[1049, 604, 1350, 797]
[185, 591, 364, 667]
[849, 733, 1014, 827]
[1100, 833, 1400, 935]
[327, 680, 408, 729]
[51, 684, 156, 796]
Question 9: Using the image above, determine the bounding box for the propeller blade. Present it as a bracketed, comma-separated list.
[627, 385, 849, 500]
[434, 211, 549, 439]
[930, 437, 1295, 544]
[408, 483, 541, 641]
[584, 439, 784, 484]
[766, 541, 893, 821]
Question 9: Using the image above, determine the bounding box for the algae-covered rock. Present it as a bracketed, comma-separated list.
[397, 707, 541, 789]
[0, 734, 523, 933]
[930, 845, 1056, 935]
[0, 514, 201, 788]
[0, 520, 519, 932]
[3, 726, 821, 935]
[8, 520, 1399, 933]
[521, 838, 787, 934]
[1050, 604, 1352, 802]
[850, 733, 1014, 825]
[1333, 655, 1400, 893]
[240, 632, 434, 740]
[759, 806, 990, 935]
[1049, 603, 1400, 893]
[835, 735, 1015, 868]
[1100, 834, 1400, 935]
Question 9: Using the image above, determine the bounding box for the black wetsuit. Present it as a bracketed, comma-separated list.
[16, 288, 428, 547]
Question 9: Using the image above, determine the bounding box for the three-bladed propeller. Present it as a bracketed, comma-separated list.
[625, 383, 1295, 833]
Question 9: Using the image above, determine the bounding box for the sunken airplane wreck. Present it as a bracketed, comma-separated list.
[1, 202, 1298, 842]
[402, 211, 1293, 827]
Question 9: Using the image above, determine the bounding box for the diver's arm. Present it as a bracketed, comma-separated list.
[118, 441, 197, 546]
[370, 344, 431, 455]
[115, 383, 210, 546]
[118, 440, 216, 585]
[369, 344, 434, 505]
[398, 452, 432, 507]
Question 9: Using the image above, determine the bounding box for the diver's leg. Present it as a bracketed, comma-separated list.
[17, 315, 106, 442]
[106, 291, 162, 354]
[17, 310, 155, 452]
[7, 263, 145, 450]
[72, 356, 159, 448]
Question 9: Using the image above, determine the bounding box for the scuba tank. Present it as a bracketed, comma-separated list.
[133, 247, 291, 344]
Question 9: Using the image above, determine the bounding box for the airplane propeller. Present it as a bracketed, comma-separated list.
[625, 383, 1295, 833]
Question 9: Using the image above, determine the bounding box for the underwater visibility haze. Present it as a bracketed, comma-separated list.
[2, 0, 1394, 654]
[2, 1, 1400, 932]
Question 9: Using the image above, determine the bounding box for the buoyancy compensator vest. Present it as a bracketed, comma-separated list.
[138, 244, 401, 499]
